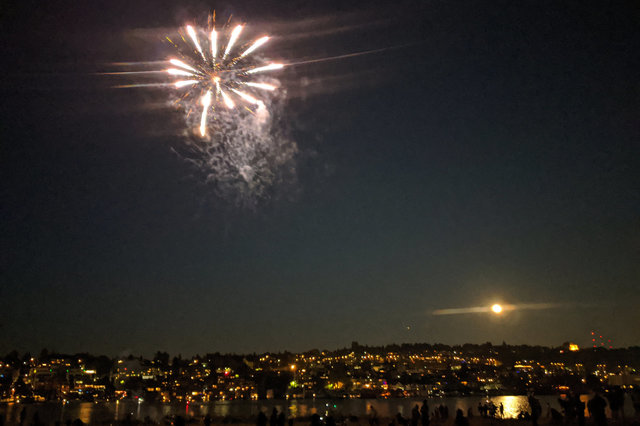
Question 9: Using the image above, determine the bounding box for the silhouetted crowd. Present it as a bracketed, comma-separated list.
[4, 384, 640, 426]
[386, 400, 431, 426]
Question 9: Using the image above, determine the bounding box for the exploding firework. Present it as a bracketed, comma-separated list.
[108, 16, 300, 206]
[153, 16, 297, 207]
[163, 19, 283, 137]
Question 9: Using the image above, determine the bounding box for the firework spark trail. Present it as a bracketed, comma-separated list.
[186, 25, 207, 62]
[167, 68, 195, 77]
[231, 88, 260, 105]
[210, 29, 218, 62]
[175, 80, 200, 88]
[219, 89, 235, 109]
[246, 63, 284, 74]
[243, 82, 276, 91]
[223, 25, 243, 60]
[286, 42, 421, 67]
[99, 70, 169, 75]
[199, 90, 212, 136]
[109, 61, 169, 66]
[112, 83, 177, 88]
[169, 58, 200, 74]
[240, 36, 269, 58]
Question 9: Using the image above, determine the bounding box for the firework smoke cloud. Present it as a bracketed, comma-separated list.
[121, 15, 297, 207]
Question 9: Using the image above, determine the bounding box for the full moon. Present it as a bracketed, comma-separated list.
[491, 304, 503, 314]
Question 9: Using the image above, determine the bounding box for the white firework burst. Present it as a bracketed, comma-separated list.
[164, 21, 284, 137]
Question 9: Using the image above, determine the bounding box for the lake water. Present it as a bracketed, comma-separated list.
[1, 395, 636, 425]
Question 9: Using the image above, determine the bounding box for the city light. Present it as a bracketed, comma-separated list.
[4, 343, 633, 406]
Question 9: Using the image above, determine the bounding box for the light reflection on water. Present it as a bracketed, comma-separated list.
[1, 395, 635, 424]
[498, 396, 521, 419]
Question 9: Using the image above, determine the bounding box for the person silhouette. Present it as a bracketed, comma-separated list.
[588, 393, 607, 426]
[370, 405, 379, 426]
[574, 394, 585, 426]
[257, 411, 268, 426]
[411, 405, 420, 426]
[420, 400, 429, 426]
[311, 413, 321, 426]
[606, 387, 624, 421]
[632, 388, 640, 416]
[454, 409, 468, 426]
[528, 394, 542, 426]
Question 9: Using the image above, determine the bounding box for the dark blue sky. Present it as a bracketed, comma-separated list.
[1, 0, 638, 356]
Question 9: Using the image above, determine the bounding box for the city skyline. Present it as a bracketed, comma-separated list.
[3, 341, 638, 405]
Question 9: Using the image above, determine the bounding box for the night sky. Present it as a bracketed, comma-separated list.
[1, 0, 638, 356]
